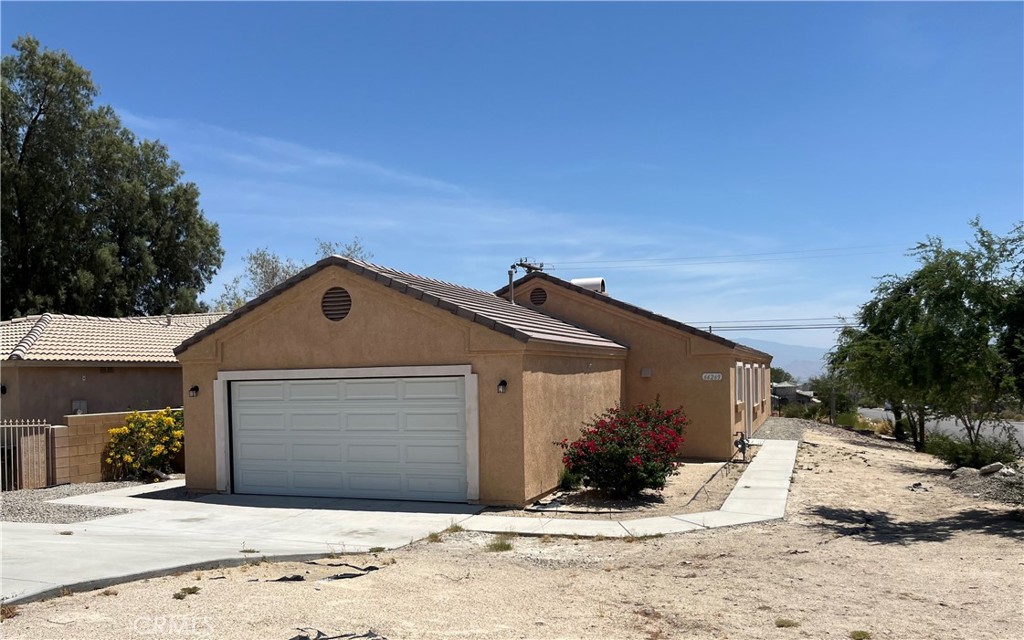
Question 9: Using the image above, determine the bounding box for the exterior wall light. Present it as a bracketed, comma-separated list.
[497, 380, 508, 394]
[188, 385, 200, 397]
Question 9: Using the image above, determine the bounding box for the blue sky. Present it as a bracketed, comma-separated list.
[3, 1, 1021, 349]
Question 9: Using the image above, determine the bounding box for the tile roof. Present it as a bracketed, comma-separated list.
[2, 313, 227, 363]
[176, 257, 626, 355]
[495, 272, 773, 360]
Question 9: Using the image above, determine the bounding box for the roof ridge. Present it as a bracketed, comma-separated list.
[377, 265, 491, 295]
[8, 313, 54, 360]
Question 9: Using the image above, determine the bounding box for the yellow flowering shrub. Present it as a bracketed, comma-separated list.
[105, 408, 184, 480]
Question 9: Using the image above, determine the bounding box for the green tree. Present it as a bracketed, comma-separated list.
[213, 237, 372, 311]
[831, 219, 1023, 452]
[1, 36, 223, 318]
[770, 367, 796, 384]
[807, 371, 854, 424]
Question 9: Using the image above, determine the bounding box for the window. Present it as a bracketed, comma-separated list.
[754, 366, 760, 404]
[735, 361, 744, 403]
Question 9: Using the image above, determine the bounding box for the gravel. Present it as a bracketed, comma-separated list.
[0, 481, 142, 524]
[948, 466, 1024, 506]
[752, 416, 813, 441]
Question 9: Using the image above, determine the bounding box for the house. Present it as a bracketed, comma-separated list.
[771, 381, 820, 407]
[175, 257, 772, 506]
[1, 313, 225, 426]
[495, 271, 773, 460]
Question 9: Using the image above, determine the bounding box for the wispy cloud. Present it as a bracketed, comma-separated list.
[118, 108, 466, 195]
[114, 107, 876, 349]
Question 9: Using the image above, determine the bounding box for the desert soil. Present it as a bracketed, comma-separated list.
[3, 419, 1022, 640]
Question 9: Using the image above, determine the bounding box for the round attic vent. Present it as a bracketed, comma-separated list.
[529, 287, 547, 305]
[321, 287, 352, 321]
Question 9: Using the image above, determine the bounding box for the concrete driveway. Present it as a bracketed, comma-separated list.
[3, 440, 800, 605]
[1, 481, 482, 604]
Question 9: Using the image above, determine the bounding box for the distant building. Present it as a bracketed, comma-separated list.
[771, 381, 820, 410]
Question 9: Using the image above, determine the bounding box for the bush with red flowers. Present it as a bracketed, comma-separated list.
[556, 401, 687, 498]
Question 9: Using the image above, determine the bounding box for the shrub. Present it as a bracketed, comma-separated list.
[781, 404, 806, 419]
[925, 432, 1021, 469]
[558, 466, 581, 490]
[556, 401, 686, 498]
[485, 533, 514, 552]
[835, 412, 859, 428]
[106, 408, 184, 480]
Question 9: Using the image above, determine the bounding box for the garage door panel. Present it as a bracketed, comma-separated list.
[293, 471, 344, 491]
[235, 382, 286, 401]
[292, 443, 341, 462]
[232, 376, 467, 501]
[347, 443, 401, 463]
[405, 410, 463, 432]
[346, 411, 401, 431]
[238, 469, 289, 489]
[238, 442, 288, 461]
[344, 380, 400, 400]
[403, 378, 462, 399]
[348, 473, 404, 493]
[406, 474, 465, 498]
[291, 411, 343, 430]
[405, 444, 463, 465]
[287, 381, 340, 401]
[235, 411, 288, 430]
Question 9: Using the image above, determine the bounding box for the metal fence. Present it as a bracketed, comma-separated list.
[1, 420, 54, 492]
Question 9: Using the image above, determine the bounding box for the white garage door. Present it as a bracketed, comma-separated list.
[230, 376, 467, 501]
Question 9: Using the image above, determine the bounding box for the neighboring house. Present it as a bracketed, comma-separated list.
[1, 313, 225, 426]
[175, 256, 772, 507]
[771, 381, 820, 407]
[496, 271, 773, 461]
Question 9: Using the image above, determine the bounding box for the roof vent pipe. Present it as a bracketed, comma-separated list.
[570, 277, 606, 294]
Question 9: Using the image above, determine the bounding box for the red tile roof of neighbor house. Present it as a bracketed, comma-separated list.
[495, 271, 773, 360]
[175, 257, 627, 355]
[1, 313, 227, 363]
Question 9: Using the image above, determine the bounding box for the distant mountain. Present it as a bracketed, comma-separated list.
[734, 338, 828, 382]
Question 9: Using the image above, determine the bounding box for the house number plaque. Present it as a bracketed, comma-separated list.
[701, 373, 723, 381]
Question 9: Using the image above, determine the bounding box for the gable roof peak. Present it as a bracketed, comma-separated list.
[175, 256, 626, 356]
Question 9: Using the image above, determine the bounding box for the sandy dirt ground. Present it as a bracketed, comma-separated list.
[3, 424, 1022, 640]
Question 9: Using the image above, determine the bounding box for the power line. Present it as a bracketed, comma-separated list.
[548, 249, 895, 272]
[550, 244, 905, 268]
[685, 316, 840, 324]
[708, 324, 850, 332]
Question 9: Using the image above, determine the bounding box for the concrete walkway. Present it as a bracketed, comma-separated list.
[461, 438, 797, 537]
[0, 439, 797, 604]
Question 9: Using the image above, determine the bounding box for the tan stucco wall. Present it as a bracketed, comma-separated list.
[522, 351, 624, 502]
[512, 284, 771, 460]
[178, 266, 625, 505]
[0, 362, 183, 427]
